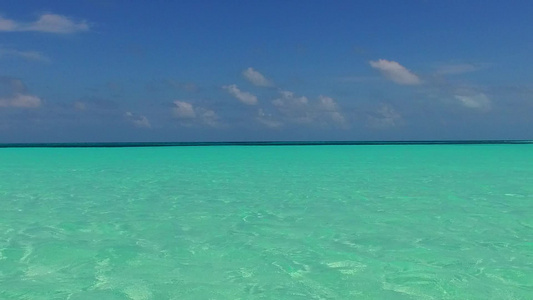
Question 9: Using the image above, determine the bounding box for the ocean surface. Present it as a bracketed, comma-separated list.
[0, 143, 532, 299]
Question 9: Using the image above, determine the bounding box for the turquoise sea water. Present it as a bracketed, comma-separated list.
[0, 144, 532, 299]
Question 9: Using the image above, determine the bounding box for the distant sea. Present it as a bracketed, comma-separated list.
[1, 141, 532, 299]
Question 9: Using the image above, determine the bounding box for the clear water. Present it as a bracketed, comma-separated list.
[0, 145, 532, 299]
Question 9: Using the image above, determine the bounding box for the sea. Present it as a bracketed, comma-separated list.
[0, 142, 532, 299]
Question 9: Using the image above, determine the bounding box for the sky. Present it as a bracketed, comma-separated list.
[1, 0, 532, 142]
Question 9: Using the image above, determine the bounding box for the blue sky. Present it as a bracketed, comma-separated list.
[1, 0, 532, 142]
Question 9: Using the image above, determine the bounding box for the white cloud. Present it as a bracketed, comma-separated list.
[165, 80, 199, 92]
[318, 95, 338, 111]
[318, 95, 346, 124]
[0, 77, 42, 109]
[0, 48, 50, 63]
[256, 109, 283, 129]
[172, 101, 196, 118]
[198, 108, 219, 127]
[272, 90, 311, 123]
[435, 63, 480, 75]
[369, 59, 421, 85]
[0, 16, 17, 31]
[223, 84, 258, 105]
[242, 67, 273, 87]
[73, 101, 86, 110]
[125, 112, 151, 128]
[455, 93, 491, 110]
[337, 76, 379, 83]
[0, 94, 41, 108]
[172, 100, 219, 127]
[0, 13, 89, 34]
[271, 90, 346, 127]
[0, 77, 26, 93]
[367, 104, 402, 129]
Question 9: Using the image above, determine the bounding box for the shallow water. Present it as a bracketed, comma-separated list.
[0, 145, 532, 299]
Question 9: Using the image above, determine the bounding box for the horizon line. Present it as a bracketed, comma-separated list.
[1, 139, 532, 148]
